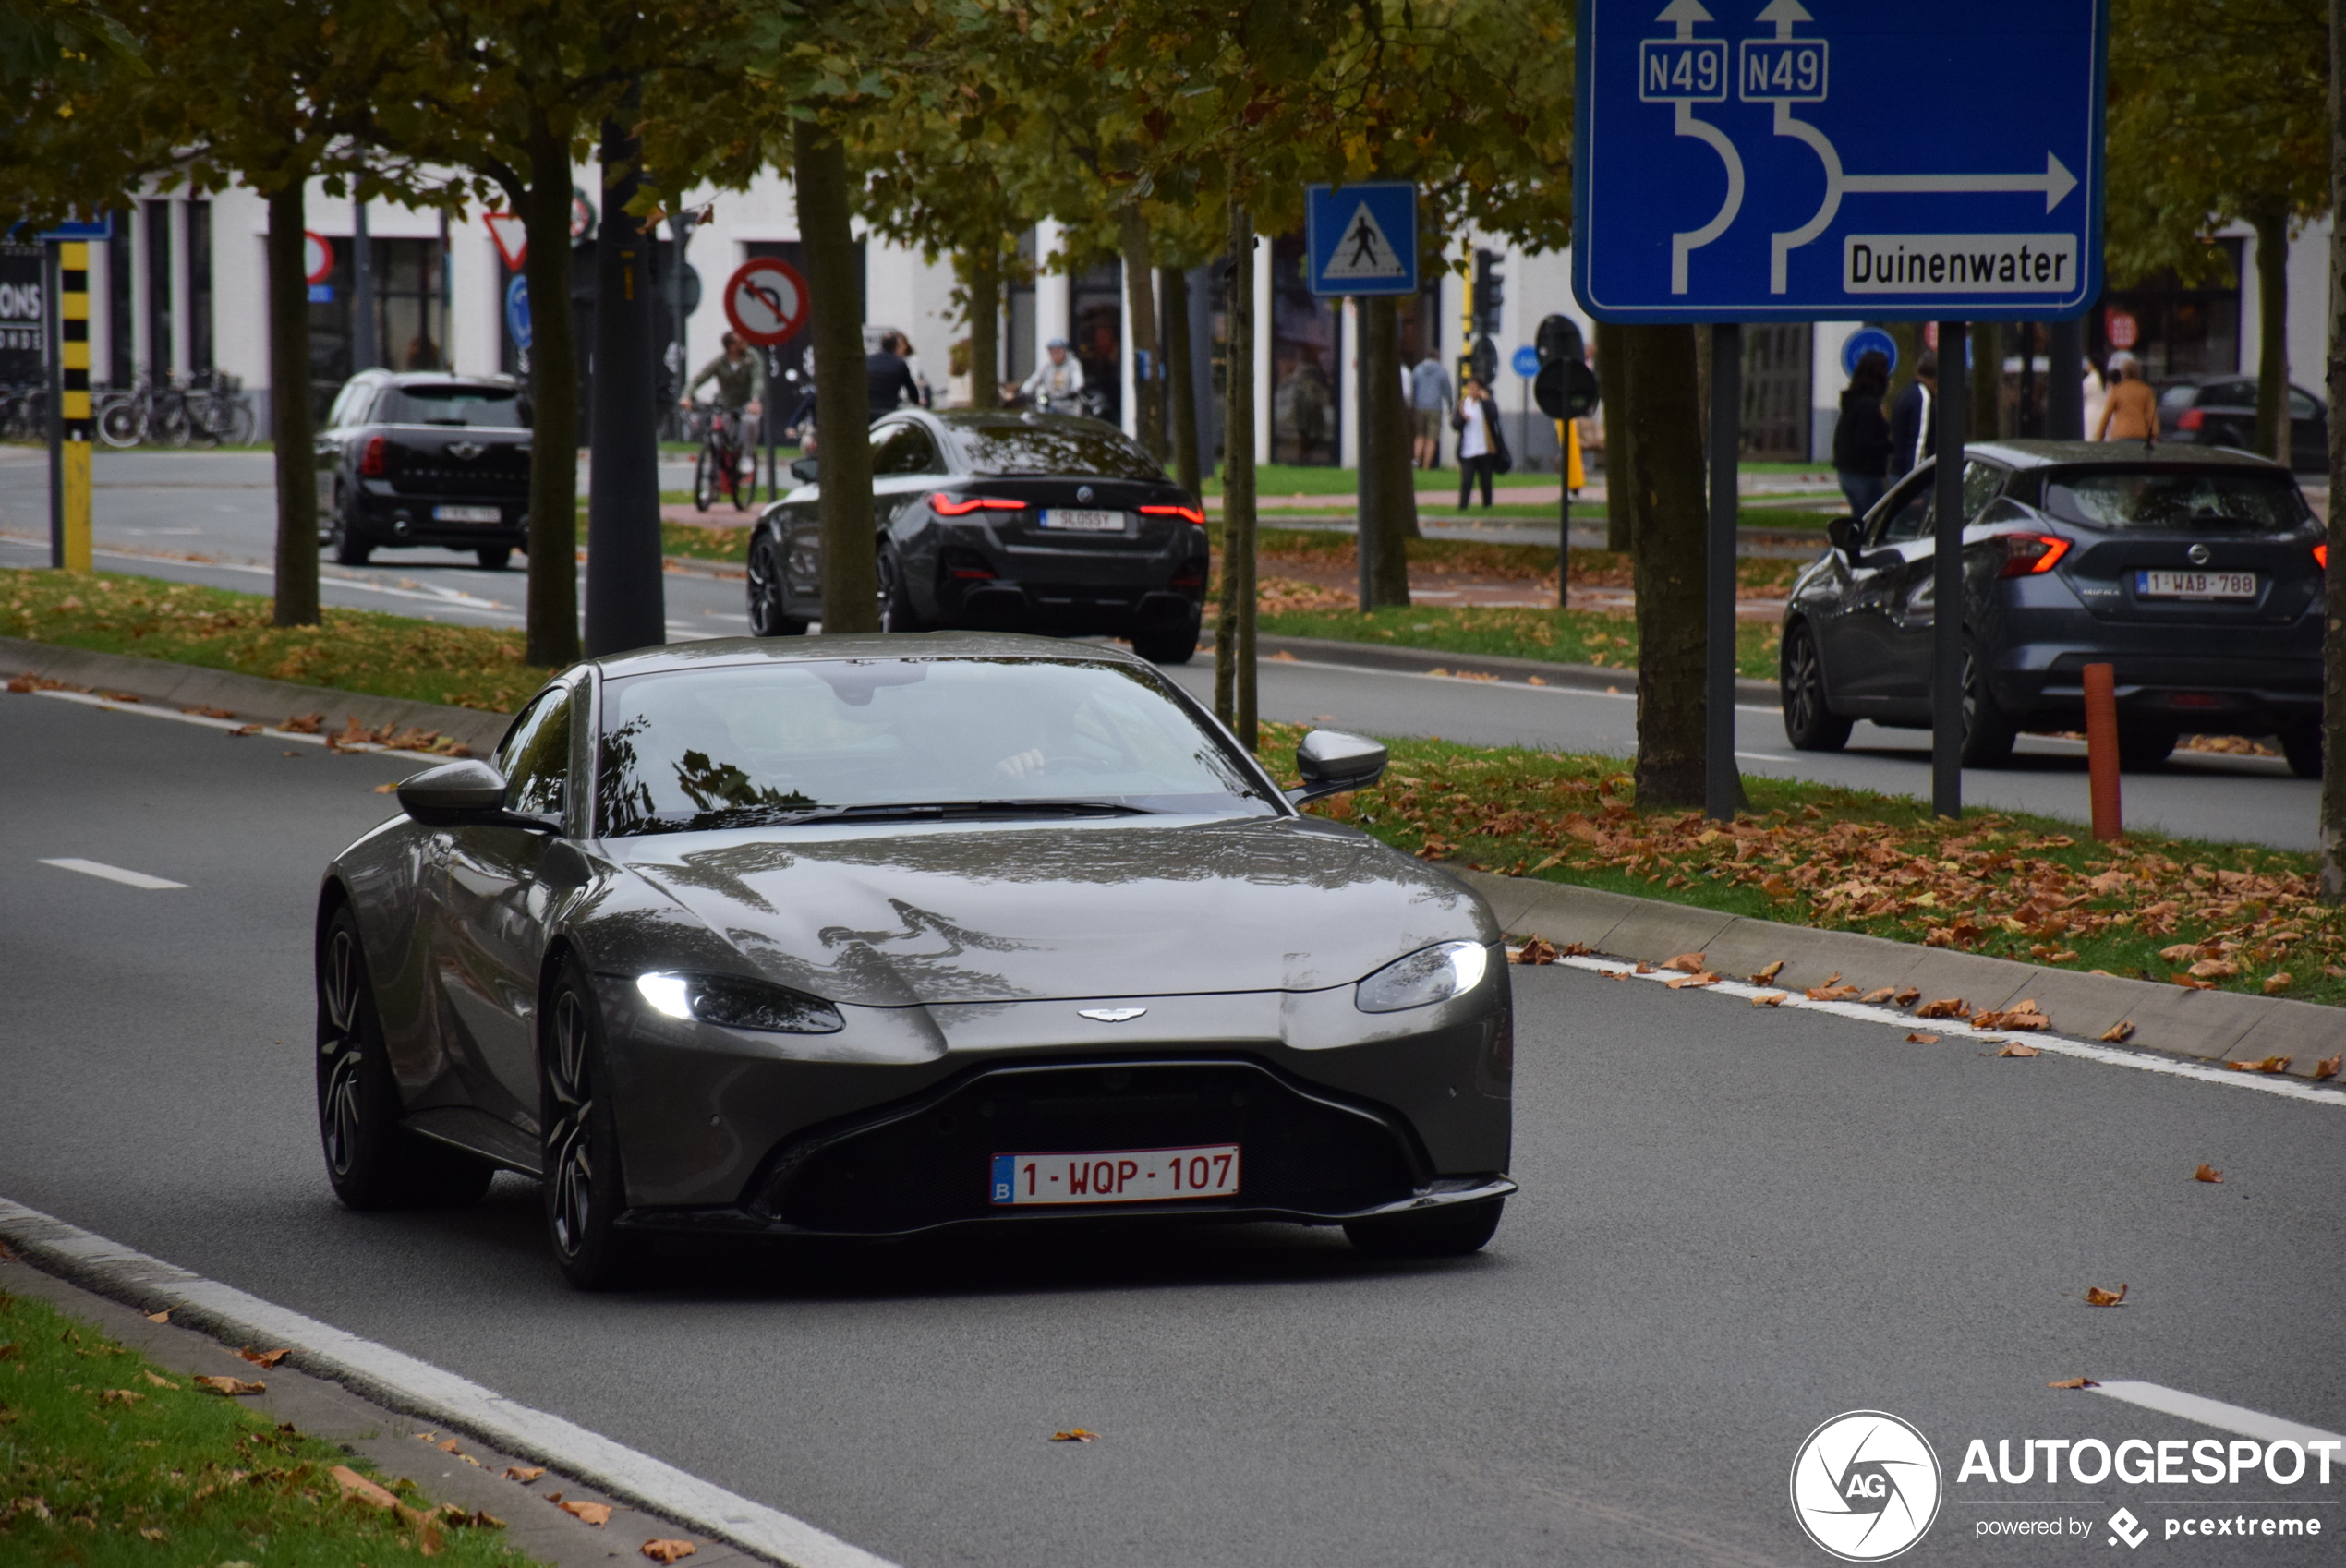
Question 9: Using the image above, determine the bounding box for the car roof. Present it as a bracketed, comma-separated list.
[930, 409, 1125, 438]
[349, 368, 520, 391]
[587, 632, 1152, 680]
[1967, 439, 2289, 472]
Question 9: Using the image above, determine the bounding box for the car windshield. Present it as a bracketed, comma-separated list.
[377, 384, 526, 428]
[596, 657, 1273, 837]
[950, 419, 1167, 481]
[2041, 467, 2309, 533]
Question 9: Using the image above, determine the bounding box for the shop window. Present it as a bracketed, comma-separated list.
[1270, 232, 1339, 466]
[1069, 257, 1121, 425]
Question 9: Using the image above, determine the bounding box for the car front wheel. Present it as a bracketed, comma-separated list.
[1959, 644, 2018, 768]
[747, 535, 808, 635]
[1344, 1198, 1504, 1259]
[542, 964, 639, 1290]
[878, 547, 928, 633]
[327, 488, 372, 566]
[2280, 719, 2323, 779]
[1781, 623, 1852, 752]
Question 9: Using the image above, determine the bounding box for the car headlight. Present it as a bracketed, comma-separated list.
[1354, 941, 1490, 1013]
[635, 971, 844, 1033]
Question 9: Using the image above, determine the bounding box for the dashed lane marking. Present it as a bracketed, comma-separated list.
[39, 857, 187, 889]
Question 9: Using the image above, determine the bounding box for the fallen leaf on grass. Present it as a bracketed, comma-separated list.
[2159, 942, 2206, 963]
[1662, 951, 1707, 973]
[2316, 1055, 2341, 1080]
[1513, 936, 1557, 965]
[2188, 958, 2240, 980]
[332, 1465, 403, 1511]
[441, 1505, 504, 1528]
[2101, 1020, 2136, 1044]
[2048, 1377, 2100, 1390]
[2171, 973, 2218, 991]
[1993, 1042, 2041, 1058]
[558, 1499, 614, 1526]
[1750, 959, 1784, 984]
[194, 1375, 265, 1396]
[1050, 1429, 1098, 1443]
[1664, 971, 1720, 989]
[2227, 1055, 2292, 1074]
[641, 1541, 699, 1563]
[2083, 1284, 2129, 1308]
[1914, 997, 1969, 1019]
[140, 1371, 177, 1390]
[503, 1466, 546, 1483]
[238, 1346, 293, 1369]
[99, 1388, 144, 1405]
[1752, 992, 1787, 1007]
[2263, 972, 2294, 995]
[142, 1309, 169, 1324]
[1905, 1032, 1941, 1044]
[2194, 1164, 2223, 1184]
[139, 1526, 166, 1541]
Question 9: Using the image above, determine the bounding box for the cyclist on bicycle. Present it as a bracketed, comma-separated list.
[680, 331, 767, 436]
[1015, 336, 1086, 413]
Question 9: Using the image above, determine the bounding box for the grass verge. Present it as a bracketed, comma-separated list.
[1263, 719, 2346, 1016]
[1253, 602, 1783, 679]
[661, 521, 751, 563]
[3, 568, 551, 713]
[0, 1287, 535, 1564]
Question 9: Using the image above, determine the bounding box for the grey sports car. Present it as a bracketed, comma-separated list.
[316, 633, 1513, 1287]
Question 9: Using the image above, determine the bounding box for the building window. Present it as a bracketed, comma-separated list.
[309, 236, 448, 414]
[105, 212, 133, 388]
[2093, 241, 2243, 379]
[1269, 232, 1339, 467]
[1007, 229, 1036, 390]
[142, 199, 173, 380]
[1069, 256, 1121, 426]
[1741, 323, 1811, 460]
[187, 200, 213, 378]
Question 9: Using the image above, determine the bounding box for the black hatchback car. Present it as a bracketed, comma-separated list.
[1781, 441, 2324, 776]
[316, 369, 532, 569]
[2155, 373, 2328, 475]
[745, 410, 1211, 664]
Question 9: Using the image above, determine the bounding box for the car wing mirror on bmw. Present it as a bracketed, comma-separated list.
[1288, 729, 1388, 805]
[395, 759, 558, 832]
[789, 457, 819, 484]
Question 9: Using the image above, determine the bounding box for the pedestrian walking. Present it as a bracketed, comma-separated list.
[1831, 349, 1893, 518]
[866, 331, 923, 421]
[1888, 349, 1936, 476]
[1453, 379, 1506, 508]
[1409, 353, 1453, 469]
[2096, 351, 2157, 444]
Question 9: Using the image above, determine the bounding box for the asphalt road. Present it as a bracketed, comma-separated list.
[0, 447, 2320, 850]
[4, 690, 2342, 1566]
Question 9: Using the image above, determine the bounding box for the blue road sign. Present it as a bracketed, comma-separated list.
[1840, 325, 1898, 376]
[1573, 0, 2105, 322]
[38, 215, 114, 242]
[504, 274, 532, 352]
[307, 283, 333, 304]
[1512, 345, 1542, 379]
[1305, 183, 1419, 297]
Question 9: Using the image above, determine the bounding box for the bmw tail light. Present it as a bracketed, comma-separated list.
[359, 435, 388, 476]
[2175, 407, 2206, 431]
[1140, 503, 1206, 525]
[932, 493, 1025, 515]
[1996, 532, 2071, 578]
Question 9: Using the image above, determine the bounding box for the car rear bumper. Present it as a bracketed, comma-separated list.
[1989, 645, 2320, 730]
[952, 582, 1203, 636]
[356, 488, 528, 547]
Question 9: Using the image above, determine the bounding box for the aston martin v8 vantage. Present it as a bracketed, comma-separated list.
[316, 633, 1513, 1286]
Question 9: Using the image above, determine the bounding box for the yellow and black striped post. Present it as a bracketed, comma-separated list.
[56, 239, 91, 572]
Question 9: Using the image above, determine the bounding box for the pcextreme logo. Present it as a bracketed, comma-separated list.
[1792, 1411, 1945, 1561]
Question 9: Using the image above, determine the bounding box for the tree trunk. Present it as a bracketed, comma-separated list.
[1596, 319, 1633, 553]
[2255, 209, 2292, 463]
[520, 124, 580, 669]
[1215, 201, 1258, 748]
[1163, 264, 1202, 495]
[1623, 324, 1709, 810]
[583, 99, 665, 657]
[1362, 296, 1411, 604]
[2321, 0, 2346, 900]
[1119, 209, 1164, 460]
[964, 247, 999, 411]
[1972, 321, 2001, 440]
[796, 118, 878, 633]
[265, 182, 319, 628]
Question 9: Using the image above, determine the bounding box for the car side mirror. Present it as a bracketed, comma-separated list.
[789, 457, 819, 484]
[1288, 729, 1388, 805]
[395, 759, 557, 831]
[1826, 515, 1860, 560]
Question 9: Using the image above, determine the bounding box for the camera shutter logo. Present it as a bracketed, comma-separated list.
[1790, 1411, 1942, 1561]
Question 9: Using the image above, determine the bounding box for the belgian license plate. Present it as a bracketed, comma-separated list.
[990, 1144, 1240, 1206]
[1039, 508, 1125, 533]
[2137, 570, 2256, 600]
[433, 504, 502, 524]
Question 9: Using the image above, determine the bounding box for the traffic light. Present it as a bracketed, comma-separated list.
[1471, 248, 1505, 337]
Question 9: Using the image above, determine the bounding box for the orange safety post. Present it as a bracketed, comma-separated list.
[2083, 661, 2122, 841]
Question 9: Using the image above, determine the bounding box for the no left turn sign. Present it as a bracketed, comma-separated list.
[723, 259, 809, 347]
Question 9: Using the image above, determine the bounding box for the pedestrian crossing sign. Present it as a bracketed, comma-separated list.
[1305, 183, 1420, 296]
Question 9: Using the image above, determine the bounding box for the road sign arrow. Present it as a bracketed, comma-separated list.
[1656, 0, 1711, 41]
[1844, 151, 2078, 213]
[1753, 0, 1811, 37]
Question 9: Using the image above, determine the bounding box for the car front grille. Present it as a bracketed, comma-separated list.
[751, 1058, 1421, 1233]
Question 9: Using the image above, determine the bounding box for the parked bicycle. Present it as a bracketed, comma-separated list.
[689, 401, 756, 513]
[96, 371, 256, 449]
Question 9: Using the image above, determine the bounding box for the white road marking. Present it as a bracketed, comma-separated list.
[2089, 1381, 2345, 1449]
[1735, 751, 1796, 762]
[17, 688, 421, 754]
[39, 857, 186, 889]
[0, 1200, 899, 1568]
[1543, 954, 2346, 1107]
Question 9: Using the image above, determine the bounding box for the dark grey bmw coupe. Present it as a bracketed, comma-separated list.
[316, 634, 1512, 1287]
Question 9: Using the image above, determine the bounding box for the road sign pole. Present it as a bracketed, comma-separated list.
[1559, 466, 1570, 610]
[1356, 306, 1374, 612]
[1704, 321, 1741, 822]
[58, 241, 91, 573]
[2046, 318, 2085, 439]
[1931, 321, 1969, 819]
[43, 242, 62, 568]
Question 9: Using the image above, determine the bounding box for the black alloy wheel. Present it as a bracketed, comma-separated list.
[315, 908, 492, 1210]
[2280, 720, 2323, 779]
[476, 546, 512, 572]
[1131, 624, 1200, 666]
[541, 965, 638, 1289]
[878, 547, 928, 633]
[1343, 1197, 1505, 1259]
[2117, 726, 2176, 771]
[328, 488, 372, 565]
[747, 535, 806, 635]
[1780, 623, 1852, 752]
[1959, 644, 2018, 768]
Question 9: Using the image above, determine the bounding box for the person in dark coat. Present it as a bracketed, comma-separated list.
[1832, 350, 1893, 518]
[865, 332, 923, 420]
[1887, 349, 1937, 477]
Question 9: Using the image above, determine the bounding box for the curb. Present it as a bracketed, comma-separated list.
[1203, 631, 1781, 703]
[0, 635, 514, 754]
[1455, 868, 2346, 1079]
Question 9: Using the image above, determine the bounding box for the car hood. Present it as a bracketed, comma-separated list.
[594, 815, 1493, 1007]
